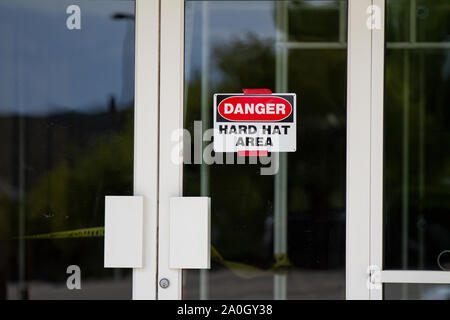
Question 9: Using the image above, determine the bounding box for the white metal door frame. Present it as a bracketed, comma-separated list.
[157, 0, 185, 300]
[368, 0, 385, 301]
[345, 0, 373, 299]
[130, 0, 185, 301]
[132, 0, 160, 300]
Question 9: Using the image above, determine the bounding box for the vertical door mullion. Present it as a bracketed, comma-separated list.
[346, 0, 373, 299]
[132, 0, 161, 300]
[369, 0, 385, 301]
[158, 0, 185, 300]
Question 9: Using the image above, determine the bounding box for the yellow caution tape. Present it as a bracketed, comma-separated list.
[17, 227, 104, 239]
[212, 246, 292, 279]
[18, 227, 292, 278]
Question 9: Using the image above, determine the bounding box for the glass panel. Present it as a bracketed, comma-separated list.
[384, 284, 450, 300]
[386, 0, 411, 42]
[416, 0, 450, 42]
[384, 0, 450, 271]
[0, 0, 135, 299]
[287, 1, 345, 43]
[183, 0, 347, 299]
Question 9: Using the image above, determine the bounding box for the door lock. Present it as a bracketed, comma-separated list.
[159, 278, 170, 289]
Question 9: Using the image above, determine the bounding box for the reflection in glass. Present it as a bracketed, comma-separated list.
[183, 0, 347, 299]
[0, 0, 135, 299]
[384, 0, 450, 278]
[384, 284, 450, 300]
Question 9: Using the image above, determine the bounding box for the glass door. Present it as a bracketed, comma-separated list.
[159, 0, 349, 300]
[364, 0, 450, 300]
[183, 0, 348, 300]
[380, 0, 450, 299]
[0, 0, 136, 299]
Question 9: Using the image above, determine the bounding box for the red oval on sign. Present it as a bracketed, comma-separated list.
[218, 96, 292, 121]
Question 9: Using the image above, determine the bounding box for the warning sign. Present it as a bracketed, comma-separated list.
[213, 91, 297, 153]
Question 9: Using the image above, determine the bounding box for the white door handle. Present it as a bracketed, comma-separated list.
[169, 197, 211, 269]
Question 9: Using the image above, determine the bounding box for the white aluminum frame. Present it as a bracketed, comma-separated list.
[132, 0, 160, 300]
[157, 0, 185, 300]
[380, 271, 450, 284]
[368, 0, 385, 300]
[346, 0, 372, 300]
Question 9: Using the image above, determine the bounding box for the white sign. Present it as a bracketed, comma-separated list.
[213, 93, 297, 153]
